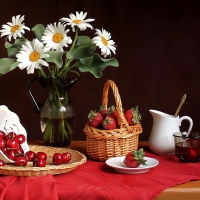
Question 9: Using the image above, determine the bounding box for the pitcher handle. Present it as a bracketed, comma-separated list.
[27, 77, 46, 114]
[179, 116, 193, 131]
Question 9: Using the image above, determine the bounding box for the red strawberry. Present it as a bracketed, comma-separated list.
[107, 106, 118, 121]
[99, 105, 107, 118]
[88, 110, 103, 128]
[102, 116, 117, 130]
[124, 148, 146, 168]
[124, 106, 141, 126]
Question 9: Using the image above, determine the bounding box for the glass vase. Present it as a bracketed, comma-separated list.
[28, 77, 78, 147]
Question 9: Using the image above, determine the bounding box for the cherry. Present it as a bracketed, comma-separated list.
[6, 138, 19, 149]
[62, 152, 71, 164]
[0, 146, 8, 156]
[15, 157, 27, 166]
[33, 158, 46, 167]
[7, 149, 17, 161]
[36, 152, 47, 161]
[6, 132, 16, 140]
[15, 134, 26, 144]
[53, 153, 63, 165]
[0, 131, 6, 139]
[0, 139, 6, 148]
[25, 150, 36, 161]
[0, 159, 5, 166]
[14, 145, 24, 157]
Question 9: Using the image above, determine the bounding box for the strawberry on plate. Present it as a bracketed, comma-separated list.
[88, 110, 103, 128]
[102, 116, 117, 130]
[124, 106, 141, 126]
[123, 148, 147, 168]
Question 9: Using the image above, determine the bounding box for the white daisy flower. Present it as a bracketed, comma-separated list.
[60, 11, 94, 32]
[0, 15, 30, 41]
[16, 38, 49, 74]
[92, 28, 116, 57]
[41, 22, 72, 51]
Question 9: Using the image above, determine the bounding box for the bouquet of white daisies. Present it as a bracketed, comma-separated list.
[0, 11, 119, 78]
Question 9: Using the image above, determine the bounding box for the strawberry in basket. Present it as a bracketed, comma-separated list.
[102, 116, 117, 130]
[99, 105, 107, 118]
[107, 106, 118, 121]
[124, 106, 142, 126]
[87, 110, 103, 128]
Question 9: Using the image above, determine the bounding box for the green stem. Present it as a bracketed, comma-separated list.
[70, 27, 79, 50]
[39, 68, 47, 77]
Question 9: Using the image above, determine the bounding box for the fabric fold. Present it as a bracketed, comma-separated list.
[3, 174, 58, 200]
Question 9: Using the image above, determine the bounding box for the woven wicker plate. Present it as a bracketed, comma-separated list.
[0, 145, 87, 176]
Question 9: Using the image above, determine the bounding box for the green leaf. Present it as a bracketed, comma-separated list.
[32, 24, 45, 41]
[5, 42, 12, 48]
[70, 36, 96, 59]
[0, 58, 19, 76]
[5, 39, 26, 57]
[74, 53, 119, 78]
[45, 51, 63, 68]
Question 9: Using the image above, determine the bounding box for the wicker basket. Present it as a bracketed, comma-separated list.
[0, 145, 86, 176]
[83, 80, 142, 161]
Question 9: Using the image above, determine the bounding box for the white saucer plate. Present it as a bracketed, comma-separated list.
[105, 156, 159, 174]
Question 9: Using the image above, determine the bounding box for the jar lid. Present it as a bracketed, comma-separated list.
[173, 131, 200, 139]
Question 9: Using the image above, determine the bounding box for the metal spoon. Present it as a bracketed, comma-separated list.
[174, 94, 186, 117]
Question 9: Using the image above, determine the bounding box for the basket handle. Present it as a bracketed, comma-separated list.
[102, 80, 131, 132]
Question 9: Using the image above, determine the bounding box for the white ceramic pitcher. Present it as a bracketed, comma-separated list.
[148, 109, 193, 155]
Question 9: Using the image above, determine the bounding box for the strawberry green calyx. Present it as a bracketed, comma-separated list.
[88, 110, 97, 121]
[131, 106, 142, 124]
[99, 105, 106, 112]
[103, 116, 110, 125]
[132, 148, 146, 165]
[107, 105, 116, 114]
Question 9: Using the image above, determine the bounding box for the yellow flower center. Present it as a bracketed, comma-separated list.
[73, 19, 82, 25]
[11, 25, 19, 33]
[101, 37, 108, 46]
[52, 33, 63, 43]
[29, 51, 40, 62]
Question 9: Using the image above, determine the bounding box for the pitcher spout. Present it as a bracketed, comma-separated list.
[150, 109, 175, 118]
[64, 77, 78, 90]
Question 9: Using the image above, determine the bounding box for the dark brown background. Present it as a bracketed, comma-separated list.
[0, 0, 199, 143]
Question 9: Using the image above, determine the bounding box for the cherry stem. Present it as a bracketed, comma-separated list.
[13, 124, 19, 134]
[3, 120, 8, 134]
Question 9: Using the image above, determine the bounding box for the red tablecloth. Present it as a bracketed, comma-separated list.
[1, 151, 200, 200]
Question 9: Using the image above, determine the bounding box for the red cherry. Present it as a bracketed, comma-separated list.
[62, 152, 71, 164]
[0, 146, 8, 156]
[183, 147, 198, 162]
[0, 131, 6, 139]
[6, 132, 16, 140]
[6, 138, 19, 149]
[15, 157, 27, 166]
[0, 139, 6, 148]
[25, 151, 36, 161]
[7, 149, 17, 161]
[15, 134, 26, 144]
[53, 153, 62, 165]
[36, 152, 47, 161]
[14, 145, 24, 157]
[33, 158, 46, 167]
[0, 159, 5, 166]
